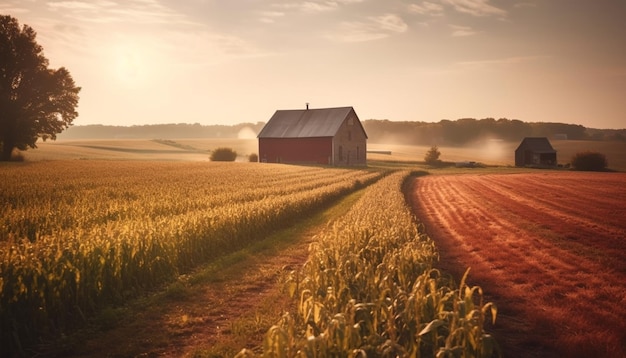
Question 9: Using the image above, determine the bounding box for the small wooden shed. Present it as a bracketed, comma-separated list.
[257, 106, 367, 166]
[515, 137, 557, 166]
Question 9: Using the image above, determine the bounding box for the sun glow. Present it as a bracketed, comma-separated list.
[109, 39, 162, 87]
[111, 43, 148, 87]
[115, 47, 142, 83]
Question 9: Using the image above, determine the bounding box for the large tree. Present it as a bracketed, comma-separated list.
[0, 15, 80, 161]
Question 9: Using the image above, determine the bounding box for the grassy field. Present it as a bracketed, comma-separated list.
[21, 138, 626, 171]
[368, 140, 626, 171]
[22, 138, 259, 162]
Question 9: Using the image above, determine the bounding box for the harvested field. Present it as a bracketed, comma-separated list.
[409, 172, 626, 358]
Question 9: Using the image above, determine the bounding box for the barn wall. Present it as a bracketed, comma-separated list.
[515, 147, 557, 166]
[332, 112, 367, 166]
[259, 137, 332, 165]
[539, 153, 557, 165]
[514, 148, 525, 166]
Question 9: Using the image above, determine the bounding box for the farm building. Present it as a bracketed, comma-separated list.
[257, 106, 367, 166]
[515, 137, 557, 166]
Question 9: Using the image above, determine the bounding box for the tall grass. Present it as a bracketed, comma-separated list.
[0, 161, 381, 355]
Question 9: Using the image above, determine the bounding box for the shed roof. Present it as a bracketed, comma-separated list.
[516, 137, 556, 153]
[258, 107, 358, 138]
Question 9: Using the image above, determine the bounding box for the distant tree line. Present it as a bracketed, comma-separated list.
[57, 118, 625, 144]
[361, 118, 625, 145]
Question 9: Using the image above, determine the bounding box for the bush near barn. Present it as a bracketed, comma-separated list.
[570, 151, 608, 171]
[210, 147, 237, 161]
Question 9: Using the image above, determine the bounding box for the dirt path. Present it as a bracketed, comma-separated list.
[52, 233, 311, 358]
[39, 191, 364, 358]
[408, 172, 626, 358]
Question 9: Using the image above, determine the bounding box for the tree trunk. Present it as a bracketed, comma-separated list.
[1, 139, 15, 161]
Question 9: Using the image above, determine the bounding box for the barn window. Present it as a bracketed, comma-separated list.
[348, 117, 354, 126]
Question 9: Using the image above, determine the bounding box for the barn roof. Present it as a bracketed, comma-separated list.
[258, 106, 361, 138]
[516, 137, 556, 153]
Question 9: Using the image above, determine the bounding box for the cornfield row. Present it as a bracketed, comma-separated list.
[0, 161, 381, 355]
[238, 171, 498, 357]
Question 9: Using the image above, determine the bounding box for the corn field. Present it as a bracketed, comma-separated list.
[0, 161, 381, 355]
[238, 171, 498, 358]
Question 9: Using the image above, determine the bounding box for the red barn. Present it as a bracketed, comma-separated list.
[258, 106, 367, 166]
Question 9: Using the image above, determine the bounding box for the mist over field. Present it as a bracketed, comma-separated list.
[27, 118, 626, 170]
[237, 126, 258, 139]
[57, 118, 625, 142]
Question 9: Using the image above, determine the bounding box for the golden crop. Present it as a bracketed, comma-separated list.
[239, 171, 498, 357]
[0, 161, 381, 354]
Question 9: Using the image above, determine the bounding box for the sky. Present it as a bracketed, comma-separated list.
[2, 0, 625, 129]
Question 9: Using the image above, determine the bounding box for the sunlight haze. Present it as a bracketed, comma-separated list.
[3, 0, 625, 128]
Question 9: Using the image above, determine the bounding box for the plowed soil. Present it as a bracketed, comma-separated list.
[408, 172, 626, 358]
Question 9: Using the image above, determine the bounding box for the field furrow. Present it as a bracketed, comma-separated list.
[477, 174, 626, 241]
[409, 172, 626, 358]
[439, 174, 625, 272]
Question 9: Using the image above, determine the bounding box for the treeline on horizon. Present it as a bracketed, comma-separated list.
[363, 118, 625, 146]
[58, 118, 625, 146]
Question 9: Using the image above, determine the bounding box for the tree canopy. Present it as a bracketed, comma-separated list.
[0, 15, 80, 161]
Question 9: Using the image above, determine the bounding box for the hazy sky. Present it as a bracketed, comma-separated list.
[3, 0, 625, 128]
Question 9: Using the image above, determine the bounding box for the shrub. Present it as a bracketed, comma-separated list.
[424, 145, 441, 165]
[571, 151, 608, 171]
[210, 147, 237, 161]
[10, 149, 25, 162]
[248, 153, 258, 162]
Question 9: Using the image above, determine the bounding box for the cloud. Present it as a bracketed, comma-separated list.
[271, 0, 364, 13]
[333, 22, 388, 42]
[47, 0, 114, 11]
[373, 14, 409, 33]
[514, 2, 537, 9]
[27, 0, 272, 68]
[299, 1, 338, 12]
[456, 55, 550, 69]
[258, 10, 285, 24]
[272, 1, 337, 13]
[450, 24, 477, 37]
[0, 0, 35, 14]
[159, 31, 274, 67]
[408, 2, 445, 17]
[441, 0, 507, 17]
[332, 13, 408, 42]
[45, 0, 192, 26]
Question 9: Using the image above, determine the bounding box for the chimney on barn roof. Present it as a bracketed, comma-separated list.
[306, 102, 309, 110]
